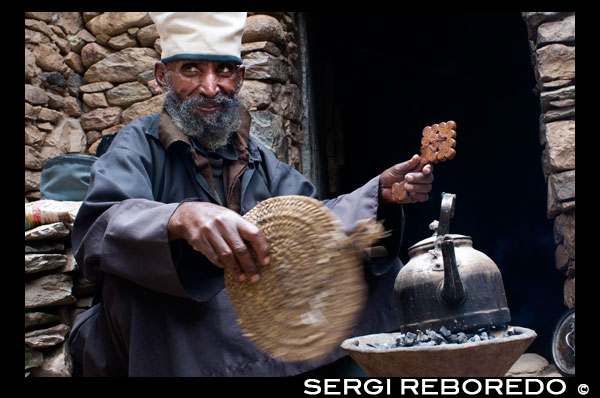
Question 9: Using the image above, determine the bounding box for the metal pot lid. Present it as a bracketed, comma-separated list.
[552, 308, 575, 376]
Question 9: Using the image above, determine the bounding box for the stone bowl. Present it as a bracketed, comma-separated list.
[341, 326, 536, 377]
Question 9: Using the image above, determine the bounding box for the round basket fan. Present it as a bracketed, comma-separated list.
[225, 195, 387, 362]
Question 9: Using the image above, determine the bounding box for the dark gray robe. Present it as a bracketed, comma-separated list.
[68, 109, 404, 376]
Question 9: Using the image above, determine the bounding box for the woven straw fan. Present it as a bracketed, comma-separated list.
[225, 195, 389, 362]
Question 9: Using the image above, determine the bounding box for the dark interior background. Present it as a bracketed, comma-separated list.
[305, 11, 567, 360]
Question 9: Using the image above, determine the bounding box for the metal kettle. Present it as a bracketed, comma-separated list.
[394, 193, 511, 333]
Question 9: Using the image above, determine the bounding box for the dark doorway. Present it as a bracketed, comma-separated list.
[305, 12, 566, 360]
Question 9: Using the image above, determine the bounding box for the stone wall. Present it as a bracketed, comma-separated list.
[522, 12, 575, 309]
[24, 11, 304, 377]
[25, 11, 304, 201]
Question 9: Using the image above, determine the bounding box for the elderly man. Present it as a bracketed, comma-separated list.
[68, 12, 434, 377]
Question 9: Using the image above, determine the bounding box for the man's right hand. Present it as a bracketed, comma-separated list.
[168, 202, 270, 283]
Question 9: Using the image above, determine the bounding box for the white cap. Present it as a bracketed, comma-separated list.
[150, 12, 247, 64]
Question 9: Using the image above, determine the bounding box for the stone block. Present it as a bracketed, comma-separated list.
[25, 254, 68, 274]
[83, 92, 108, 108]
[549, 170, 575, 202]
[269, 83, 302, 123]
[25, 324, 70, 349]
[25, 222, 70, 241]
[25, 84, 49, 106]
[24, 12, 55, 23]
[86, 12, 153, 37]
[43, 117, 87, 156]
[62, 96, 83, 117]
[25, 47, 41, 81]
[46, 92, 66, 109]
[25, 170, 41, 193]
[106, 81, 152, 107]
[243, 51, 288, 83]
[80, 81, 114, 93]
[242, 41, 282, 57]
[80, 42, 114, 68]
[25, 312, 61, 329]
[542, 107, 575, 123]
[239, 79, 273, 110]
[25, 124, 46, 150]
[25, 146, 43, 170]
[553, 210, 575, 256]
[537, 14, 575, 45]
[542, 120, 574, 172]
[25, 274, 75, 309]
[80, 107, 123, 131]
[25, 347, 44, 370]
[121, 93, 166, 124]
[137, 24, 159, 47]
[564, 277, 575, 308]
[37, 107, 64, 123]
[84, 47, 159, 83]
[249, 110, 288, 162]
[540, 85, 574, 111]
[535, 44, 575, 82]
[64, 52, 85, 74]
[32, 43, 69, 75]
[54, 12, 84, 35]
[107, 32, 138, 50]
[243, 14, 287, 48]
[28, 342, 72, 377]
[554, 244, 569, 271]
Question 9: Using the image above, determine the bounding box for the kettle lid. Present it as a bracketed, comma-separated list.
[408, 233, 472, 255]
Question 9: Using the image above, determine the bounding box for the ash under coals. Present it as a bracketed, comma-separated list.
[365, 325, 519, 349]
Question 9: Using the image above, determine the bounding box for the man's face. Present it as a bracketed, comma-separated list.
[155, 60, 245, 150]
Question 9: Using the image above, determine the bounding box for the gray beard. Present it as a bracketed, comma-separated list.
[162, 79, 242, 151]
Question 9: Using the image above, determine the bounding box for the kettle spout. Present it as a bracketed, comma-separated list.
[440, 238, 466, 306]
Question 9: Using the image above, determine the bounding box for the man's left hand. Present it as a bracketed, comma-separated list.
[379, 154, 434, 205]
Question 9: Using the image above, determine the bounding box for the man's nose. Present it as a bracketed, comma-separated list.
[198, 72, 220, 98]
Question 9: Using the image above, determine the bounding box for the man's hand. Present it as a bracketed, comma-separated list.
[379, 154, 434, 205]
[168, 202, 270, 283]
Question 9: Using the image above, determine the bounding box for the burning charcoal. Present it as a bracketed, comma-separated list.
[433, 332, 447, 344]
[468, 335, 481, 343]
[502, 326, 516, 338]
[439, 325, 452, 338]
[395, 336, 406, 347]
[405, 332, 417, 346]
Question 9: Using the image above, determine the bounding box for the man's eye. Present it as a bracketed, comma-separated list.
[218, 64, 234, 74]
[181, 64, 198, 73]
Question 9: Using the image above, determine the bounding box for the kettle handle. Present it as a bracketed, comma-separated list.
[440, 238, 467, 306]
[436, 193, 466, 306]
[438, 192, 456, 235]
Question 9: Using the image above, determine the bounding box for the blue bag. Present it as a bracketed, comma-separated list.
[40, 154, 98, 201]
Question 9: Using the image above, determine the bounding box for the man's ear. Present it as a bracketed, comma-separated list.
[154, 62, 169, 90]
[235, 65, 245, 93]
